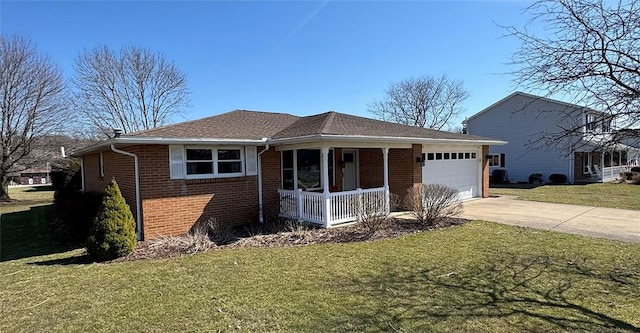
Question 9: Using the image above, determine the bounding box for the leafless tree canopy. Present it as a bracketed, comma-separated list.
[72, 45, 190, 137]
[369, 75, 469, 130]
[0, 35, 67, 200]
[507, 0, 640, 145]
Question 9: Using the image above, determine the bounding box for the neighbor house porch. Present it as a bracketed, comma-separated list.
[574, 146, 640, 183]
[275, 145, 421, 227]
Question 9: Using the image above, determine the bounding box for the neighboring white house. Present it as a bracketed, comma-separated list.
[466, 92, 640, 183]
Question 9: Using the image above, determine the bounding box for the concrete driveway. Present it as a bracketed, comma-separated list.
[462, 195, 640, 243]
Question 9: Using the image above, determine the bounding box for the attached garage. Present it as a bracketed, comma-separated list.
[422, 145, 482, 200]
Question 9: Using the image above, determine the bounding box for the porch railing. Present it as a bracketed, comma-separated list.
[278, 187, 388, 227]
[602, 166, 626, 182]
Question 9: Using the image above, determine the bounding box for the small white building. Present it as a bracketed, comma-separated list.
[466, 92, 640, 183]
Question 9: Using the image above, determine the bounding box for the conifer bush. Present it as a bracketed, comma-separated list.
[86, 178, 137, 261]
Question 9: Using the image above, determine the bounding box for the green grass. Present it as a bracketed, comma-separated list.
[1, 185, 65, 261]
[1, 221, 639, 332]
[1, 185, 639, 332]
[490, 183, 640, 210]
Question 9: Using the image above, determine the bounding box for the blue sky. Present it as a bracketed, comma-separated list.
[2, 1, 533, 128]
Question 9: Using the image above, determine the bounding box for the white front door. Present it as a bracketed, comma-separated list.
[343, 150, 358, 191]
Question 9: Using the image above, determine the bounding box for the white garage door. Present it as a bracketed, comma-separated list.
[423, 149, 480, 200]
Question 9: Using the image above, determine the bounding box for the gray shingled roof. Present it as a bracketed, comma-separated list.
[129, 110, 299, 140]
[124, 109, 493, 142]
[272, 111, 491, 141]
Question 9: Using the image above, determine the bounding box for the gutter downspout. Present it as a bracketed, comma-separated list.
[80, 159, 85, 191]
[257, 143, 270, 223]
[110, 144, 142, 240]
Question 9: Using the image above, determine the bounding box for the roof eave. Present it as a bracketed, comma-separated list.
[71, 137, 268, 157]
[467, 91, 601, 123]
[269, 134, 507, 146]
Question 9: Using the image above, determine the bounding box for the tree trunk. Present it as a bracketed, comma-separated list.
[0, 178, 10, 202]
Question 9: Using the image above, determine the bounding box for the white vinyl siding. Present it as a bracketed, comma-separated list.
[467, 94, 582, 183]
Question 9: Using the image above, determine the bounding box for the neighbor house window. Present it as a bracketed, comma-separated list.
[488, 154, 505, 168]
[585, 114, 597, 131]
[185, 147, 243, 178]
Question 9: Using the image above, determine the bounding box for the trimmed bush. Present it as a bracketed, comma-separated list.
[548, 174, 568, 184]
[87, 178, 137, 261]
[528, 173, 543, 184]
[404, 184, 462, 225]
[491, 169, 509, 184]
[632, 167, 640, 173]
[51, 158, 99, 243]
[53, 191, 103, 243]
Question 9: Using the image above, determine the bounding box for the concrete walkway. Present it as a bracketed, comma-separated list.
[462, 195, 640, 243]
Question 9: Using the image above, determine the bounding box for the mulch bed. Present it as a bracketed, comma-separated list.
[112, 217, 468, 263]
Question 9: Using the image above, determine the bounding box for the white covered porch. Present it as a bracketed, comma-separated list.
[576, 145, 640, 183]
[276, 146, 392, 227]
[278, 187, 388, 227]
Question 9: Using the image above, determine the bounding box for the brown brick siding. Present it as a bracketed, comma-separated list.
[83, 143, 482, 239]
[482, 145, 490, 198]
[358, 146, 422, 199]
[85, 145, 260, 240]
[359, 148, 383, 189]
[83, 150, 137, 221]
[260, 147, 282, 220]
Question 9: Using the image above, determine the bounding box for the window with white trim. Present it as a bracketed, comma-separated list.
[488, 154, 505, 168]
[281, 149, 335, 190]
[184, 147, 244, 178]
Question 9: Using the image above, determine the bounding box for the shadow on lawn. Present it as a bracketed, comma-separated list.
[30, 253, 93, 265]
[331, 251, 640, 332]
[24, 185, 54, 192]
[0, 205, 78, 262]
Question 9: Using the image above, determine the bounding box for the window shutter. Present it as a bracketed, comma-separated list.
[500, 153, 506, 168]
[245, 146, 258, 176]
[169, 145, 185, 179]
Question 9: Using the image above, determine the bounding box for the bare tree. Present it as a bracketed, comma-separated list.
[507, 0, 640, 147]
[72, 45, 190, 137]
[369, 74, 469, 130]
[0, 35, 67, 201]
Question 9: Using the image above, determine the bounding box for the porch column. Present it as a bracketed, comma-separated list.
[600, 152, 605, 183]
[382, 147, 390, 214]
[321, 147, 331, 227]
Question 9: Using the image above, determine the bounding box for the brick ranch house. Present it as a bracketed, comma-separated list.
[73, 110, 505, 240]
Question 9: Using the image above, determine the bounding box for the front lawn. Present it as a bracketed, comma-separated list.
[490, 183, 640, 210]
[0, 185, 65, 261]
[1, 220, 639, 332]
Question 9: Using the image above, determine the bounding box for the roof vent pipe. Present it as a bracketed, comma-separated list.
[113, 128, 123, 138]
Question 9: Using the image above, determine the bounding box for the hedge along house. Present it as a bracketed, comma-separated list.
[73, 110, 505, 240]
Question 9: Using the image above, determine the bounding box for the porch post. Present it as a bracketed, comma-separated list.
[382, 147, 390, 215]
[321, 147, 331, 227]
[600, 151, 605, 183]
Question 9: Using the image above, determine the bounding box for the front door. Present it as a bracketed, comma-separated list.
[343, 150, 358, 191]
